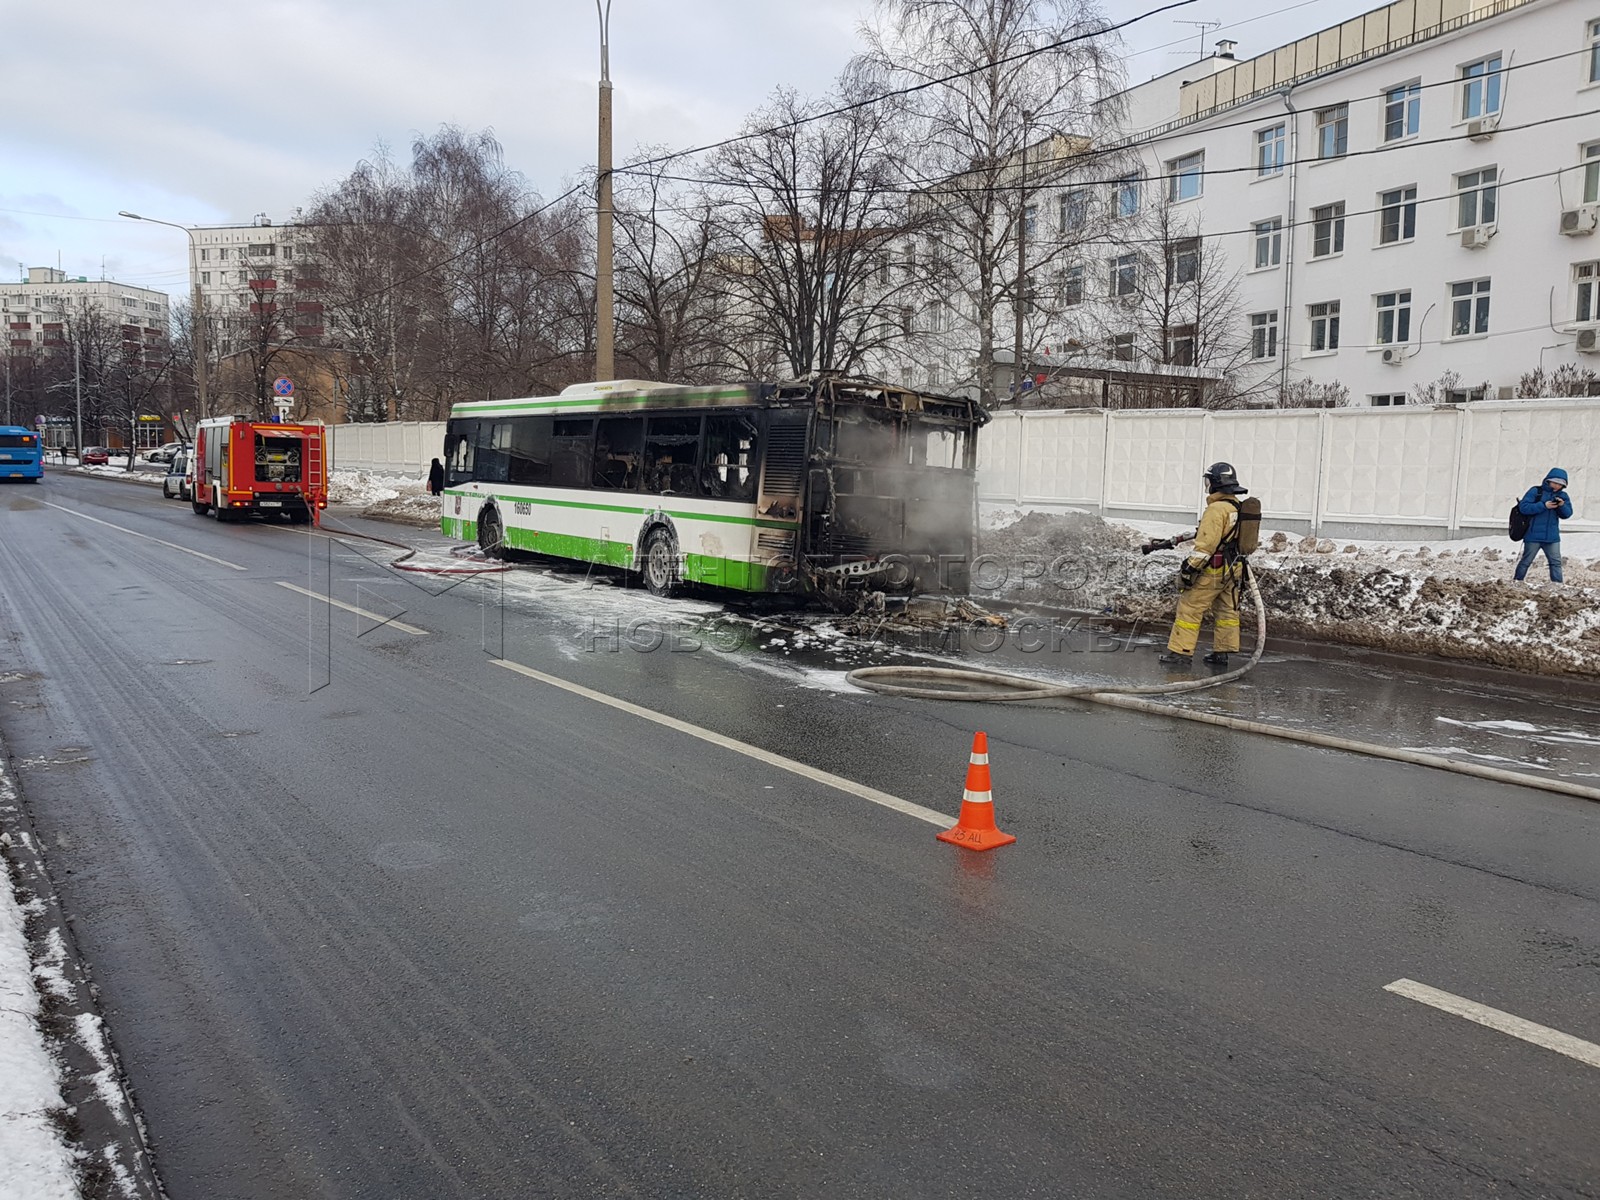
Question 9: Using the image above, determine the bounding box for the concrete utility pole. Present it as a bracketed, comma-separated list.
[119, 211, 208, 419]
[1012, 113, 1032, 403]
[595, 0, 615, 382]
[74, 337, 82, 454]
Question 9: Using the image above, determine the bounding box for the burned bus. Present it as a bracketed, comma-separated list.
[439, 376, 989, 599]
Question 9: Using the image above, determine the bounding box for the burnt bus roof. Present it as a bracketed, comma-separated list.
[449, 376, 988, 426]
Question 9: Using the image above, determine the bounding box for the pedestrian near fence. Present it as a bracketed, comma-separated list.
[427, 457, 445, 497]
[1514, 468, 1572, 583]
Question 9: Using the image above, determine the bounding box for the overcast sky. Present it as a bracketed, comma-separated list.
[2, 0, 1375, 301]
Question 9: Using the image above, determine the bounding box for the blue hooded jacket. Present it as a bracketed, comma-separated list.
[1518, 468, 1573, 543]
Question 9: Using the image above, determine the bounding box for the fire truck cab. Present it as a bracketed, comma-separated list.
[191, 416, 327, 524]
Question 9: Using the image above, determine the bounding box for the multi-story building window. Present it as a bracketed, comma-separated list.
[1378, 186, 1418, 244]
[1110, 331, 1136, 361]
[1249, 311, 1279, 359]
[1584, 143, 1600, 204]
[1059, 189, 1087, 232]
[1112, 176, 1140, 218]
[1460, 54, 1503, 119]
[1589, 18, 1600, 84]
[1383, 81, 1421, 140]
[1168, 151, 1204, 202]
[1255, 124, 1285, 175]
[1312, 202, 1346, 257]
[1109, 253, 1137, 296]
[927, 364, 942, 387]
[1315, 104, 1349, 159]
[1575, 261, 1599, 323]
[218, 247, 229, 261]
[1309, 301, 1341, 352]
[201, 271, 211, 285]
[1166, 324, 1197, 366]
[1375, 289, 1412, 344]
[1455, 167, 1498, 228]
[1022, 205, 1037, 238]
[1062, 264, 1084, 306]
[1168, 238, 1200, 283]
[1253, 218, 1282, 268]
[200, 248, 210, 262]
[1370, 393, 1408, 406]
[1449, 278, 1491, 336]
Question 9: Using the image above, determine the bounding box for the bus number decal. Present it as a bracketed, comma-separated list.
[513, 501, 533, 516]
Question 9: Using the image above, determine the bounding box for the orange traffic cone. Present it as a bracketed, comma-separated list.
[937, 732, 1016, 852]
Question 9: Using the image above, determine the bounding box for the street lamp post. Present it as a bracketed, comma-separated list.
[595, 0, 615, 382]
[119, 211, 208, 420]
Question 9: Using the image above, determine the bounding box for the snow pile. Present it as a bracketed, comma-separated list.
[327, 469, 440, 527]
[980, 508, 1600, 677]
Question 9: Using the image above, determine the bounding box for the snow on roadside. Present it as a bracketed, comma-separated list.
[0, 763, 79, 1200]
[979, 507, 1600, 677]
[328, 469, 440, 527]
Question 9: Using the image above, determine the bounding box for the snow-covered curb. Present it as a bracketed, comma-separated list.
[0, 764, 78, 1200]
[64, 467, 164, 488]
[328, 469, 440, 527]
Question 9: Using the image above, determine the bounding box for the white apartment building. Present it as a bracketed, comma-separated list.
[913, 0, 1600, 407]
[188, 214, 327, 349]
[2, 267, 169, 357]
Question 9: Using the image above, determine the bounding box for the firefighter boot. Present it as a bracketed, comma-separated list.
[1157, 650, 1188, 666]
[1203, 651, 1231, 667]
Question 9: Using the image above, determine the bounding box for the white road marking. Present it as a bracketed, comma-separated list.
[274, 581, 428, 636]
[42, 501, 246, 571]
[492, 659, 952, 827]
[1384, 978, 1600, 1070]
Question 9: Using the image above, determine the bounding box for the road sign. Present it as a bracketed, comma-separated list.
[273, 377, 295, 397]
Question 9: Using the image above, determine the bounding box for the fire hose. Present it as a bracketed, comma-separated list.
[847, 557, 1600, 804]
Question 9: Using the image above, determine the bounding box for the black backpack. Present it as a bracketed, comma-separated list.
[1509, 499, 1531, 542]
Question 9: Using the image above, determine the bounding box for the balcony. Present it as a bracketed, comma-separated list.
[249, 302, 278, 315]
[248, 278, 278, 291]
[294, 325, 325, 339]
[294, 301, 323, 314]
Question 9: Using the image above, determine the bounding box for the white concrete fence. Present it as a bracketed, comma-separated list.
[978, 399, 1597, 540]
[330, 421, 446, 478]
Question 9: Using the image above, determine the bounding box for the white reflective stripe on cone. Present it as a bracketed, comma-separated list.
[969, 754, 989, 765]
[962, 790, 993, 803]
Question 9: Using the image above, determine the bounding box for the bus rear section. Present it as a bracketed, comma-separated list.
[0, 427, 44, 481]
[192, 417, 327, 523]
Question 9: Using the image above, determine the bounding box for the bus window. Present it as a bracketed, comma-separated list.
[592, 417, 644, 490]
[700, 415, 758, 501]
[505, 416, 554, 485]
[642, 414, 701, 494]
[551, 418, 593, 487]
[444, 424, 476, 485]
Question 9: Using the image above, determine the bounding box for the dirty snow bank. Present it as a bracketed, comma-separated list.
[327, 470, 439, 526]
[980, 508, 1600, 677]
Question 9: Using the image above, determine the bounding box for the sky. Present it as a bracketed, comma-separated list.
[1, 0, 1380, 302]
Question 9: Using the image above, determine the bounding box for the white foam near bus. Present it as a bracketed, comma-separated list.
[439, 376, 989, 599]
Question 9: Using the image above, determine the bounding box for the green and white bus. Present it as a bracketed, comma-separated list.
[440, 376, 989, 599]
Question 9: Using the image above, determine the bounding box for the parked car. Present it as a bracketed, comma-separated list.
[146, 441, 185, 463]
[162, 450, 192, 500]
[81, 447, 110, 466]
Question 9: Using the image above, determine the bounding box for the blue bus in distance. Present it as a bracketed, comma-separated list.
[0, 426, 44, 481]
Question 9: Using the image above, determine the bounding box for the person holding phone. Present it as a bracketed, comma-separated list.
[1513, 468, 1572, 583]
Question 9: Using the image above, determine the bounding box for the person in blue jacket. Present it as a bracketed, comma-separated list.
[1514, 468, 1572, 583]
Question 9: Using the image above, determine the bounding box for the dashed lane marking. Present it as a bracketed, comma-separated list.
[1385, 978, 1600, 1070]
[41, 502, 247, 571]
[274, 581, 429, 636]
[492, 659, 951, 828]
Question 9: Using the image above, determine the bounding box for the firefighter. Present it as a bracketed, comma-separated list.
[1158, 462, 1249, 669]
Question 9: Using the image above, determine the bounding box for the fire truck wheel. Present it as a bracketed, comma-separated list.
[477, 505, 504, 560]
[191, 499, 209, 516]
[641, 527, 681, 597]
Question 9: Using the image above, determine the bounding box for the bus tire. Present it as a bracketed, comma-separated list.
[477, 504, 504, 559]
[641, 527, 681, 597]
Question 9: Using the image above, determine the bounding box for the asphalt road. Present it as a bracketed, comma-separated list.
[1, 472, 1597, 1199]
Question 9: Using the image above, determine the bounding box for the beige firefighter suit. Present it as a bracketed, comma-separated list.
[1166, 492, 1244, 656]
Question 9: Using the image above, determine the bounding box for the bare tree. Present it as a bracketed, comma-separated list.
[853, 0, 1123, 405]
[700, 87, 924, 378]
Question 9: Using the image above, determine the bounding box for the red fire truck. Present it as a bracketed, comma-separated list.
[191, 416, 327, 524]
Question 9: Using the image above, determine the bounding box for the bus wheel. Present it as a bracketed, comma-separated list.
[477, 505, 504, 559]
[642, 527, 680, 597]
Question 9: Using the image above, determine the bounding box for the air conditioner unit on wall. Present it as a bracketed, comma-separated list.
[1460, 225, 1493, 249]
[1578, 328, 1599, 353]
[1381, 347, 1404, 365]
[1466, 116, 1498, 140]
[1560, 206, 1599, 236]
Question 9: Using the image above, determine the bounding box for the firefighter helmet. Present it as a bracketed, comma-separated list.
[1204, 461, 1247, 494]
